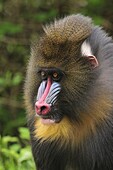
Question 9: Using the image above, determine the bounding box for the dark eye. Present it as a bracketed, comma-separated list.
[40, 71, 47, 80]
[52, 72, 61, 81]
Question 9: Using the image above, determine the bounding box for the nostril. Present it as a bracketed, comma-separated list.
[40, 105, 50, 115]
[35, 101, 51, 115]
[41, 106, 47, 112]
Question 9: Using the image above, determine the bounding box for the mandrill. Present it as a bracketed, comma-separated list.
[24, 14, 113, 170]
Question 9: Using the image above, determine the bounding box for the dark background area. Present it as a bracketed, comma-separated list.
[0, 0, 113, 169]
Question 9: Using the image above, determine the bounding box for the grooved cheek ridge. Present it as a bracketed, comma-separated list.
[38, 77, 52, 103]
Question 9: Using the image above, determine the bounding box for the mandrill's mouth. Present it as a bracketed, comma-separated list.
[37, 107, 63, 125]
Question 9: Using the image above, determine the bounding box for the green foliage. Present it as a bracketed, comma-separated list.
[0, 128, 35, 170]
[0, 71, 23, 89]
[82, 0, 106, 25]
[0, 0, 113, 169]
[0, 22, 23, 39]
[19, 127, 30, 140]
[32, 9, 57, 22]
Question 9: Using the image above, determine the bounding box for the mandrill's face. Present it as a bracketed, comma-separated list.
[33, 44, 97, 125]
[35, 67, 64, 124]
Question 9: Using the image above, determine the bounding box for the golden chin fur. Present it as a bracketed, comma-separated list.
[34, 94, 112, 148]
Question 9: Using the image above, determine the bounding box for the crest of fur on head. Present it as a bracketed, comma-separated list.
[44, 14, 93, 43]
[37, 14, 94, 60]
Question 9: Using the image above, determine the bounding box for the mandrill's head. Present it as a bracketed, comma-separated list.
[24, 14, 100, 127]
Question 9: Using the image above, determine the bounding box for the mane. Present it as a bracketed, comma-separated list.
[88, 27, 113, 94]
[43, 14, 93, 43]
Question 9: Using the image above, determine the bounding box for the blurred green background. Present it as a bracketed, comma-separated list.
[0, 0, 113, 169]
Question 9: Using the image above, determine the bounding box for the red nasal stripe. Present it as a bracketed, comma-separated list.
[38, 77, 52, 103]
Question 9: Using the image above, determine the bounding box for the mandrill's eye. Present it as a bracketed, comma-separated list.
[40, 71, 47, 80]
[52, 72, 61, 81]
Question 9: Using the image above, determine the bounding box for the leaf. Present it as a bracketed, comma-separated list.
[19, 147, 32, 162]
[1, 136, 19, 147]
[18, 127, 30, 140]
[9, 144, 21, 152]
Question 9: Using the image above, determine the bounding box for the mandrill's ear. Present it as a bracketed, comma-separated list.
[81, 40, 99, 68]
[86, 55, 99, 68]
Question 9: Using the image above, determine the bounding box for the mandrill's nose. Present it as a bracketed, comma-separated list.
[35, 101, 51, 115]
